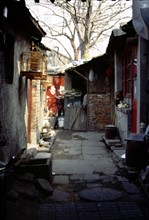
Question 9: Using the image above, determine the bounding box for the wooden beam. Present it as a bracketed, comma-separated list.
[73, 69, 88, 81]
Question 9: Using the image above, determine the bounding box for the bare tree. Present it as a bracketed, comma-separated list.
[26, 0, 132, 61]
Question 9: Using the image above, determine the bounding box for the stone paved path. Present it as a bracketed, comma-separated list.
[4, 130, 149, 220]
[6, 200, 147, 220]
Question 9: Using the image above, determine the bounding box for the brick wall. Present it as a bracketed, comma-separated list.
[31, 80, 44, 144]
[88, 93, 112, 131]
[87, 76, 113, 131]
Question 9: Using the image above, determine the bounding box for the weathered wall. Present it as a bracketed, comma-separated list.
[0, 37, 30, 163]
[115, 108, 131, 144]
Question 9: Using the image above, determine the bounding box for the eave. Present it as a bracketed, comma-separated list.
[106, 20, 137, 53]
[1, 0, 46, 40]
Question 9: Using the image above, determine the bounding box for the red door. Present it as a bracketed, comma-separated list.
[47, 76, 64, 116]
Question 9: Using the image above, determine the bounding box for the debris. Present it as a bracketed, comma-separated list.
[140, 166, 149, 182]
[15, 172, 35, 182]
[13, 181, 38, 199]
[36, 178, 53, 195]
[21, 148, 37, 160]
[6, 190, 19, 200]
[0, 161, 6, 168]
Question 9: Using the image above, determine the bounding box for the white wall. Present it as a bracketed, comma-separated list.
[115, 108, 131, 145]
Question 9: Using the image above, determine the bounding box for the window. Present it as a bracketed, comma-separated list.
[0, 32, 14, 84]
[122, 38, 137, 98]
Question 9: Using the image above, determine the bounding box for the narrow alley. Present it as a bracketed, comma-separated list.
[1, 1, 149, 220]
[4, 129, 149, 220]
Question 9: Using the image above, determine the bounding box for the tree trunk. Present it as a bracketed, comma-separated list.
[81, 0, 92, 60]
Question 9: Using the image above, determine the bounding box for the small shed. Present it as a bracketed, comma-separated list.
[64, 54, 114, 131]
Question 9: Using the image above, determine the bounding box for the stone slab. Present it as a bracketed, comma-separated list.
[36, 178, 53, 195]
[53, 160, 94, 174]
[53, 159, 118, 175]
[121, 182, 140, 194]
[72, 132, 104, 142]
[53, 175, 69, 185]
[34, 152, 52, 159]
[78, 187, 121, 202]
[82, 146, 104, 155]
[50, 189, 70, 202]
[82, 140, 105, 148]
[83, 174, 100, 182]
[70, 174, 99, 183]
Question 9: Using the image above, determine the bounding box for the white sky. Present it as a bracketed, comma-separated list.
[25, 0, 132, 59]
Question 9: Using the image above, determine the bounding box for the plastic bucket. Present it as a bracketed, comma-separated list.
[58, 117, 64, 128]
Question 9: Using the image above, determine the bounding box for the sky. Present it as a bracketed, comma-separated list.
[25, 0, 132, 60]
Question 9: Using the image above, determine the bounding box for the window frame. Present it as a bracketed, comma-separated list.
[122, 39, 137, 99]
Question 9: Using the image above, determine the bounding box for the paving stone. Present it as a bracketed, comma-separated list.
[98, 175, 117, 184]
[70, 174, 100, 183]
[122, 182, 140, 194]
[87, 183, 103, 188]
[40, 204, 56, 213]
[83, 154, 103, 160]
[49, 189, 70, 202]
[98, 203, 121, 219]
[54, 154, 82, 159]
[70, 174, 84, 181]
[53, 175, 69, 184]
[99, 211, 122, 220]
[12, 181, 39, 199]
[69, 146, 82, 154]
[56, 204, 76, 212]
[34, 152, 52, 159]
[82, 140, 105, 149]
[117, 175, 129, 182]
[56, 212, 78, 220]
[84, 174, 100, 182]
[6, 201, 19, 220]
[37, 146, 50, 153]
[53, 159, 117, 175]
[78, 187, 122, 202]
[72, 131, 103, 141]
[53, 160, 96, 174]
[72, 132, 103, 142]
[120, 209, 144, 219]
[112, 149, 125, 160]
[40, 213, 55, 220]
[98, 202, 119, 210]
[117, 201, 142, 210]
[6, 189, 19, 200]
[76, 202, 99, 212]
[36, 178, 53, 195]
[82, 146, 104, 155]
[128, 193, 143, 201]
[79, 212, 100, 220]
